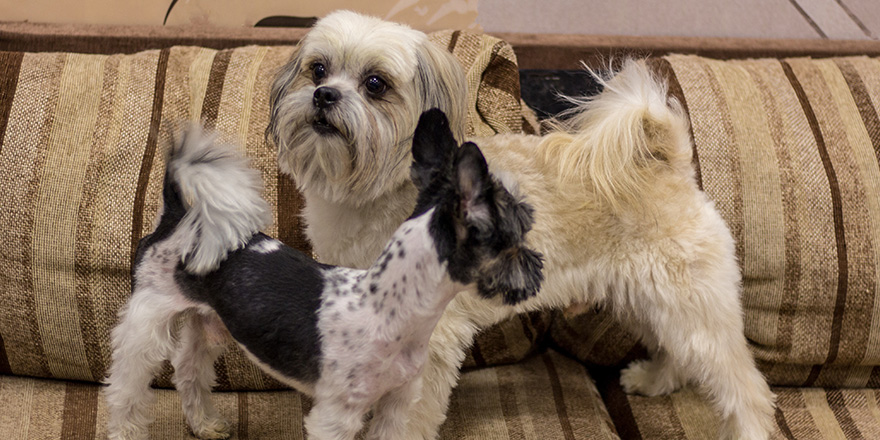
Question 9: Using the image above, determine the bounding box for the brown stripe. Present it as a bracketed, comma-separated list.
[837, 59, 880, 164]
[869, 365, 880, 387]
[60, 382, 98, 439]
[775, 407, 797, 440]
[276, 172, 313, 255]
[650, 57, 702, 190]
[466, 337, 488, 369]
[75, 55, 121, 383]
[826, 389, 863, 439]
[130, 48, 170, 266]
[481, 43, 521, 103]
[782, 61, 848, 381]
[200, 49, 232, 128]
[238, 392, 249, 440]
[0, 51, 23, 375]
[447, 30, 461, 53]
[591, 348, 644, 440]
[542, 354, 576, 440]
[0, 52, 23, 156]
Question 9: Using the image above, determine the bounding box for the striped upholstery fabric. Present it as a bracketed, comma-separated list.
[553, 55, 880, 389]
[602, 381, 880, 439]
[0, 33, 542, 389]
[0, 350, 617, 440]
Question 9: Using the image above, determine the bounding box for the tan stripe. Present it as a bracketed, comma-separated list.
[859, 389, 880, 438]
[832, 389, 880, 439]
[628, 394, 687, 438]
[550, 354, 618, 439]
[31, 53, 106, 381]
[802, 389, 848, 440]
[666, 55, 745, 261]
[450, 368, 510, 438]
[0, 376, 36, 439]
[24, 378, 66, 439]
[708, 59, 787, 347]
[670, 388, 720, 439]
[495, 367, 526, 439]
[246, 390, 307, 439]
[188, 48, 218, 121]
[0, 52, 67, 378]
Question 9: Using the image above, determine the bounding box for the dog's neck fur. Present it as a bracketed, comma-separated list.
[304, 179, 418, 268]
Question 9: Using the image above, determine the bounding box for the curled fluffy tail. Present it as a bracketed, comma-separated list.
[543, 59, 694, 209]
[165, 126, 271, 275]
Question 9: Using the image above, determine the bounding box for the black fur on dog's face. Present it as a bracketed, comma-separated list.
[410, 109, 544, 305]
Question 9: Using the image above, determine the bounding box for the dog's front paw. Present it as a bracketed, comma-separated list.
[190, 417, 231, 440]
[620, 359, 685, 397]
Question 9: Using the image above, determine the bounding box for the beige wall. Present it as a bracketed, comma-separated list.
[0, 0, 479, 31]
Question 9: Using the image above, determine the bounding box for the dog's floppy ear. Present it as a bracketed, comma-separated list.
[415, 40, 467, 142]
[454, 142, 492, 233]
[411, 109, 457, 190]
[266, 46, 304, 146]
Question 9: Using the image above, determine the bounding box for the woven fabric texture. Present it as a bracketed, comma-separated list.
[0, 32, 541, 389]
[0, 350, 617, 440]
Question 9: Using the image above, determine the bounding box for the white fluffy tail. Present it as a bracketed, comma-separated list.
[543, 59, 694, 209]
[168, 126, 272, 275]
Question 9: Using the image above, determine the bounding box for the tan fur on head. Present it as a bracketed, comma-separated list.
[267, 10, 467, 206]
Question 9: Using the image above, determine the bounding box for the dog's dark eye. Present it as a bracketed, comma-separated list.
[311, 63, 327, 82]
[364, 75, 388, 96]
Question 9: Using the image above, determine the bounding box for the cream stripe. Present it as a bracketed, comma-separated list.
[670, 388, 720, 439]
[862, 389, 880, 435]
[0, 376, 35, 440]
[25, 380, 64, 440]
[453, 368, 511, 439]
[31, 53, 105, 381]
[231, 46, 269, 146]
[802, 389, 848, 440]
[709, 59, 787, 344]
[188, 48, 217, 121]
[817, 58, 880, 364]
[552, 354, 618, 439]
[844, 389, 880, 439]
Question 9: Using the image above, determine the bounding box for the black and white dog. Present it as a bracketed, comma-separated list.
[104, 109, 543, 440]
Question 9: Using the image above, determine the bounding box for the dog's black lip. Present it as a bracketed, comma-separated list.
[312, 114, 339, 135]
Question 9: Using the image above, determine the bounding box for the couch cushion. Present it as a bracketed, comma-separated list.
[0, 32, 542, 389]
[599, 377, 880, 439]
[0, 350, 617, 439]
[551, 54, 880, 388]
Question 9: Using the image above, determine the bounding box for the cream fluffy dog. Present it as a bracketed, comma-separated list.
[268, 10, 776, 440]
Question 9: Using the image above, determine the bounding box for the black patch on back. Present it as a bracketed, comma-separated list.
[175, 233, 328, 383]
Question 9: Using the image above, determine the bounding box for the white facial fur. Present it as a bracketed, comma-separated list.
[269, 10, 467, 206]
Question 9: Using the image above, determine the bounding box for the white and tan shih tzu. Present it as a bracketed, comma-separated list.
[268, 10, 777, 440]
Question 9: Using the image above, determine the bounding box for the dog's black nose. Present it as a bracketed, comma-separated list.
[313, 87, 341, 109]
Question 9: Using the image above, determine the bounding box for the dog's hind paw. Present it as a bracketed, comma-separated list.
[190, 417, 231, 440]
[620, 359, 686, 397]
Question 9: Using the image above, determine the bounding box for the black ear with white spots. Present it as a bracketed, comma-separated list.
[411, 109, 457, 190]
[477, 246, 544, 305]
[454, 142, 492, 232]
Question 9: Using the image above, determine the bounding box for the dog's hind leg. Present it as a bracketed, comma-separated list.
[620, 336, 687, 397]
[105, 288, 186, 440]
[172, 312, 231, 440]
[631, 280, 776, 440]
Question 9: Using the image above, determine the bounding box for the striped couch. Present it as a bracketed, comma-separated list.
[4, 22, 880, 439]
